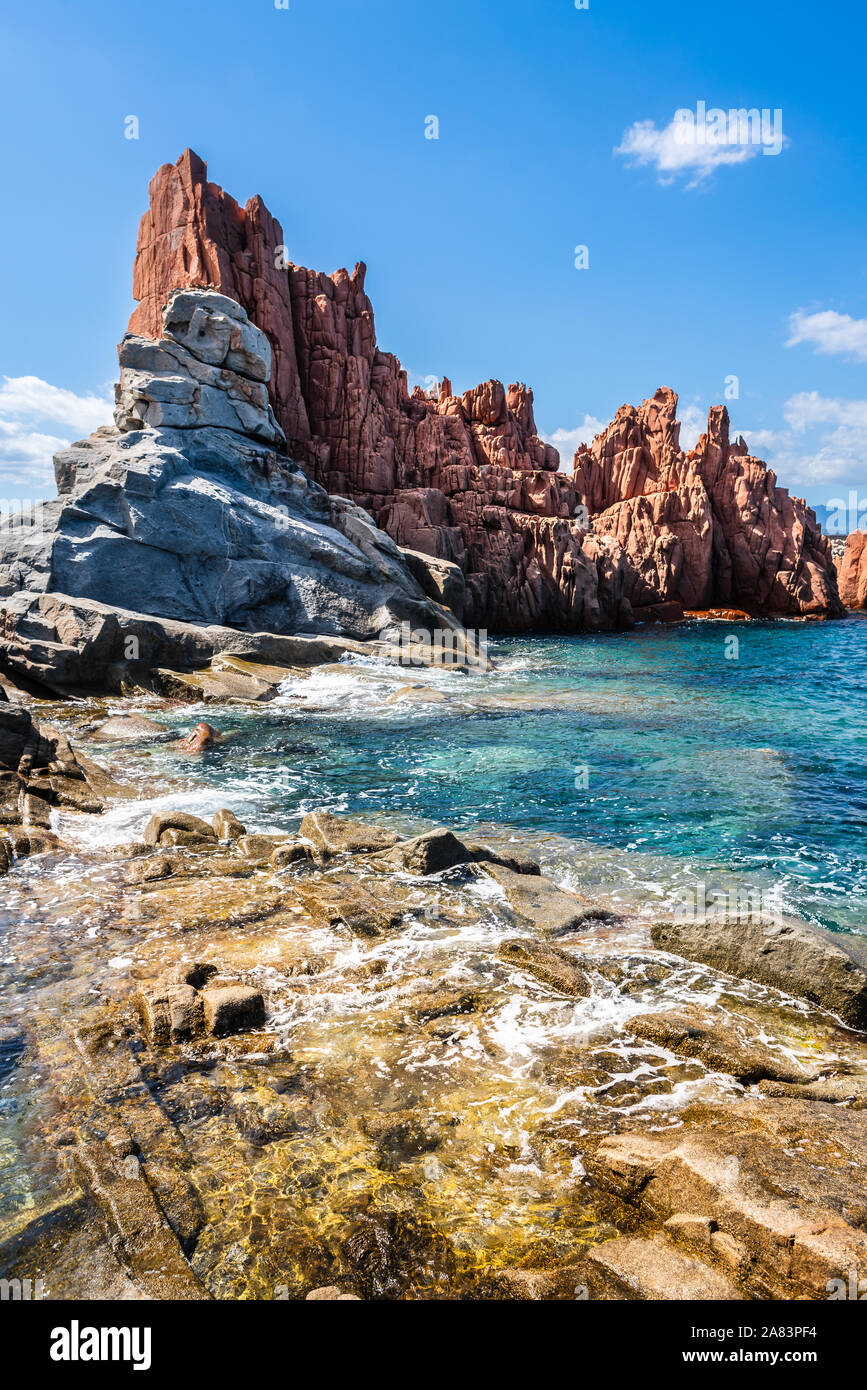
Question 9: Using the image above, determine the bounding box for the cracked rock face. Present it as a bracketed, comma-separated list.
[163, 289, 272, 381]
[0, 701, 113, 853]
[124, 150, 638, 633]
[115, 289, 283, 444]
[573, 389, 842, 619]
[838, 531, 867, 608]
[124, 148, 842, 629]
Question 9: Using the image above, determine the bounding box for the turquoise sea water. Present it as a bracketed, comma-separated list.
[67, 614, 867, 938]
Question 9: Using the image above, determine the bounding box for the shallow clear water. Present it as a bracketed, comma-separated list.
[64, 614, 867, 938]
[4, 615, 867, 1295]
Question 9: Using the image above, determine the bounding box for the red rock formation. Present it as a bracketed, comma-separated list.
[127, 150, 841, 630]
[127, 150, 632, 632]
[573, 388, 841, 618]
[838, 532, 867, 608]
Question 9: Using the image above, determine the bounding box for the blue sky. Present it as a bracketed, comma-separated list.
[1, 0, 865, 523]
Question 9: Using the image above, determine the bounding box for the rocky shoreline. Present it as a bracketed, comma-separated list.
[0, 151, 864, 1306]
[1, 692, 867, 1301]
[0, 153, 853, 705]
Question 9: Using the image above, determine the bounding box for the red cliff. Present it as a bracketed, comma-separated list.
[572, 389, 840, 618]
[838, 532, 867, 608]
[127, 151, 842, 629]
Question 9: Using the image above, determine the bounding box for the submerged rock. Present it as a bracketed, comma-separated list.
[0, 1029, 25, 1084]
[88, 713, 170, 742]
[299, 809, 401, 857]
[143, 811, 218, 846]
[585, 1096, 867, 1298]
[293, 872, 414, 938]
[158, 666, 279, 703]
[467, 844, 541, 876]
[756, 1074, 867, 1108]
[497, 938, 596, 998]
[305, 1285, 362, 1301]
[72, 1139, 210, 1299]
[629, 1007, 813, 1084]
[130, 874, 284, 932]
[123, 854, 178, 885]
[482, 861, 614, 938]
[403, 985, 482, 1023]
[652, 916, 867, 1029]
[361, 1110, 443, 1166]
[5, 800, 867, 1302]
[229, 1090, 317, 1145]
[475, 1266, 585, 1300]
[339, 1207, 455, 1299]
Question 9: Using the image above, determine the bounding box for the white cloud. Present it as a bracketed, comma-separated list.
[782, 391, 867, 434]
[0, 376, 112, 493]
[739, 427, 779, 450]
[0, 376, 113, 434]
[678, 404, 706, 451]
[541, 417, 607, 465]
[786, 309, 867, 362]
[765, 438, 866, 488]
[0, 422, 71, 489]
[740, 392, 867, 490]
[545, 406, 705, 464]
[549, 390, 867, 496]
[614, 116, 760, 187]
[405, 369, 443, 396]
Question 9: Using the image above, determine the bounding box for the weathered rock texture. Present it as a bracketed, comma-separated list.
[572, 389, 841, 619]
[585, 1099, 867, 1300]
[652, 915, 867, 1029]
[837, 531, 867, 609]
[127, 151, 635, 632]
[0, 700, 115, 851]
[0, 289, 465, 689]
[126, 150, 841, 628]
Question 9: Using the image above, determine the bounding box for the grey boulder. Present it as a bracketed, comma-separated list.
[0, 290, 466, 691]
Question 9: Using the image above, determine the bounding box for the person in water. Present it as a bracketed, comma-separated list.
[177, 722, 221, 753]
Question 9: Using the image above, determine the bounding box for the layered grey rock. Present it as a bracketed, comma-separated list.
[114, 289, 283, 442]
[162, 290, 272, 381]
[0, 700, 119, 840]
[0, 590, 432, 693]
[0, 291, 466, 690]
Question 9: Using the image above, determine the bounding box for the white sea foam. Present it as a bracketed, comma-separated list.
[53, 786, 281, 850]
